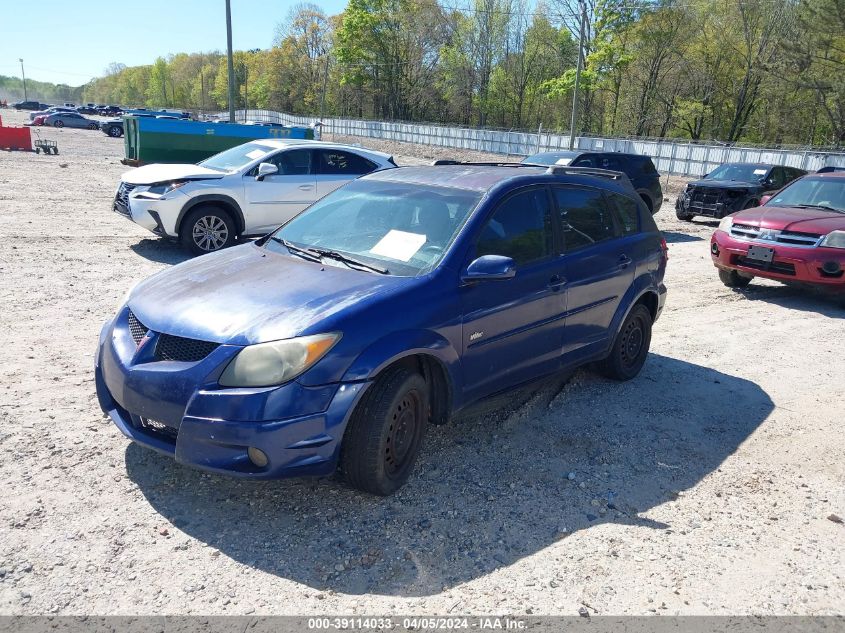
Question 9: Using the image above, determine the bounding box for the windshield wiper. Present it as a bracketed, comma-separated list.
[269, 237, 323, 263]
[794, 204, 843, 214]
[310, 247, 390, 274]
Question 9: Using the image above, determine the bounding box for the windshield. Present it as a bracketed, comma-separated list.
[523, 152, 578, 166]
[767, 178, 845, 213]
[199, 142, 274, 172]
[706, 164, 768, 182]
[264, 179, 483, 276]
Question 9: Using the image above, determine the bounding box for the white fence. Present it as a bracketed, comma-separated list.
[219, 109, 845, 177]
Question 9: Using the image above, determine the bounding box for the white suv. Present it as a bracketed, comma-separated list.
[113, 140, 396, 254]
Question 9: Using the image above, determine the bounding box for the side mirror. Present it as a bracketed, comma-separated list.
[462, 255, 516, 282]
[255, 162, 278, 181]
[759, 194, 772, 206]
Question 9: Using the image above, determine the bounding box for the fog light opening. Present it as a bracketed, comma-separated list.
[247, 447, 269, 468]
[711, 242, 720, 256]
[821, 261, 841, 275]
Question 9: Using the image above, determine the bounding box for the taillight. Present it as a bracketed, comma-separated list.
[660, 236, 669, 261]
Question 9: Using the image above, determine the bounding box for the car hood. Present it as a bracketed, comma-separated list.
[688, 179, 761, 190]
[127, 244, 411, 346]
[121, 163, 226, 185]
[732, 205, 845, 234]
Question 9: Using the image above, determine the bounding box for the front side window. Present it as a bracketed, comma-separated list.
[264, 179, 482, 275]
[317, 150, 377, 176]
[767, 167, 786, 189]
[555, 187, 619, 251]
[476, 188, 553, 265]
[270, 149, 311, 175]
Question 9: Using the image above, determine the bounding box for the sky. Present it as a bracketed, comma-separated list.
[0, 0, 348, 87]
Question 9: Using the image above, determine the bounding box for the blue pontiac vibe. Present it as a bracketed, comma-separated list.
[95, 163, 668, 495]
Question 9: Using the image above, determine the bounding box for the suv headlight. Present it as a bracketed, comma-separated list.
[718, 216, 733, 232]
[146, 181, 189, 196]
[219, 333, 341, 387]
[819, 230, 845, 249]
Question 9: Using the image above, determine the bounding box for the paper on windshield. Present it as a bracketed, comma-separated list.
[753, 169, 767, 175]
[370, 230, 427, 262]
[246, 149, 268, 160]
[555, 158, 573, 166]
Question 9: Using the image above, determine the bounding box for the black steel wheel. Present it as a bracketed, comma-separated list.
[179, 206, 237, 256]
[54, 120, 64, 128]
[341, 366, 429, 495]
[599, 304, 653, 381]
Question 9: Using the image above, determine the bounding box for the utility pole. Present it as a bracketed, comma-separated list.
[225, 0, 236, 123]
[319, 54, 330, 123]
[19, 58, 27, 101]
[568, 0, 586, 150]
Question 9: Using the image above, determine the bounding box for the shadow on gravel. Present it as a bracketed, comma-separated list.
[730, 284, 845, 317]
[124, 354, 773, 597]
[130, 239, 192, 265]
[662, 231, 704, 243]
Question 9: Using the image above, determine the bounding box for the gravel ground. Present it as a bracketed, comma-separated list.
[0, 108, 843, 616]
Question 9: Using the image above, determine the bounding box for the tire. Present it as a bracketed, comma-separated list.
[88, 123, 98, 130]
[54, 120, 64, 128]
[179, 206, 237, 255]
[599, 304, 653, 381]
[108, 126, 123, 138]
[718, 268, 752, 288]
[341, 366, 430, 496]
[675, 206, 695, 221]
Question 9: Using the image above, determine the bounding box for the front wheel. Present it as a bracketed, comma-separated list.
[718, 268, 752, 288]
[54, 120, 64, 128]
[675, 206, 695, 221]
[599, 304, 653, 381]
[180, 206, 237, 255]
[341, 366, 429, 495]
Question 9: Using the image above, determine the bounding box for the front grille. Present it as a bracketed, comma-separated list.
[138, 417, 178, 443]
[114, 182, 136, 214]
[735, 256, 796, 275]
[729, 224, 821, 247]
[155, 333, 219, 363]
[127, 310, 148, 345]
[687, 187, 725, 214]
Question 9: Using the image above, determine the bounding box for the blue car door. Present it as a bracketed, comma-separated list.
[460, 186, 567, 401]
[553, 185, 635, 362]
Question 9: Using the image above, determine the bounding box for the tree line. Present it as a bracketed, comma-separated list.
[32, 0, 845, 146]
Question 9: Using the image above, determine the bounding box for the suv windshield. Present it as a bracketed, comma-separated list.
[264, 179, 482, 276]
[199, 142, 274, 172]
[706, 164, 768, 182]
[768, 178, 845, 213]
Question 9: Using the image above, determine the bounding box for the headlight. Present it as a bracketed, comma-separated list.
[219, 333, 341, 387]
[718, 216, 733, 232]
[146, 181, 188, 196]
[819, 230, 845, 249]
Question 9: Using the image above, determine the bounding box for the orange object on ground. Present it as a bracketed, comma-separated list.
[0, 116, 33, 150]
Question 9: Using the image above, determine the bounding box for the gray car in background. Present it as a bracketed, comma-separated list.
[44, 112, 100, 130]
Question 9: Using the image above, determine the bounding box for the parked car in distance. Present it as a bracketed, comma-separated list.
[12, 100, 47, 110]
[29, 106, 76, 121]
[44, 111, 100, 129]
[112, 139, 397, 255]
[522, 151, 663, 215]
[77, 104, 101, 114]
[711, 171, 845, 291]
[96, 105, 122, 117]
[817, 166, 845, 174]
[676, 163, 806, 221]
[31, 114, 47, 126]
[96, 163, 668, 494]
[100, 118, 124, 137]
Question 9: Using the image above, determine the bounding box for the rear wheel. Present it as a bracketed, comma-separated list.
[718, 268, 752, 288]
[54, 120, 64, 128]
[599, 304, 653, 381]
[341, 366, 429, 495]
[180, 206, 237, 255]
[88, 123, 98, 130]
[108, 126, 123, 138]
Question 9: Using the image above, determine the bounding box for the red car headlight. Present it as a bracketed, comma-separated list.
[819, 231, 845, 249]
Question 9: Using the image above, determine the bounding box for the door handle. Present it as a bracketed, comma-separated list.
[618, 254, 632, 268]
[298, 184, 314, 191]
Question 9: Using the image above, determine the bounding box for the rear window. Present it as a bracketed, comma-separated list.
[639, 158, 658, 174]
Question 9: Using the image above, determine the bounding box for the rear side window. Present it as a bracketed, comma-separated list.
[316, 150, 377, 176]
[554, 187, 619, 252]
[476, 188, 553, 265]
[608, 193, 640, 235]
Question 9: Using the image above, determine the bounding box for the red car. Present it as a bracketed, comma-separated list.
[711, 171, 845, 291]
